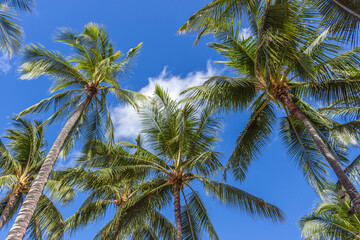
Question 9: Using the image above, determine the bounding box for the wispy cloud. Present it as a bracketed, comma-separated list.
[239, 28, 252, 39]
[0, 55, 11, 74]
[111, 61, 223, 140]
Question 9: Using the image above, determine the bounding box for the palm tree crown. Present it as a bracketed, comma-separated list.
[0, 118, 74, 239]
[56, 139, 177, 240]
[182, 0, 360, 204]
[6, 22, 143, 239]
[300, 184, 360, 240]
[89, 86, 285, 240]
[18, 22, 142, 149]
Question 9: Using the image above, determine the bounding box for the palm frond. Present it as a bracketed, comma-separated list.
[195, 177, 285, 223]
[182, 191, 219, 240]
[300, 184, 360, 240]
[65, 199, 113, 233]
[1, 0, 34, 12]
[178, 0, 259, 43]
[209, 22, 256, 76]
[45, 179, 75, 204]
[280, 116, 330, 192]
[225, 98, 276, 181]
[343, 154, 360, 184]
[0, 5, 22, 55]
[315, 0, 360, 43]
[182, 76, 256, 113]
[33, 195, 65, 240]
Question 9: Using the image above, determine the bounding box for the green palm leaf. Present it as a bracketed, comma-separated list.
[300, 184, 360, 239]
[225, 97, 276, 181]
[195, 176, 285, 223]
[0, 5, 21, 55]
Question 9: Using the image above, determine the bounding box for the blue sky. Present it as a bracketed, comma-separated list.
[0, 0, 339, 239]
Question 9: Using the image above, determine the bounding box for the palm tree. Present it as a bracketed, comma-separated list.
[0, 118, 74, 239]
[90, 86, 285, 240]
[300, 152, 360, 239]
[181, 1, 360, 211]
[6, 23, 143, 239]
[300, 183, 360, 239]
[60, 136, 234, 239]
[56, 141, 177, 239]
[0, 0, 34, 55]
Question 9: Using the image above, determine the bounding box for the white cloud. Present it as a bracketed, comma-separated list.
[111, 61, 223, 140]
[239, 28, 252, 39]
[0, 55, 11, 74]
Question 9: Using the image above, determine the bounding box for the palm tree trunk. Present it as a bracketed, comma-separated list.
[279, 92, 360, 211]
[173, 183, 183, 240]
[6, 95, 92, 240]
[0, 191, 19, 230]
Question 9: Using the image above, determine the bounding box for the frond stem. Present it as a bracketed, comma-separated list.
[181, 188, 196, 240]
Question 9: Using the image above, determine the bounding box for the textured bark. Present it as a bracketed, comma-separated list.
[6, 95, 92, 240]
[279, 92, 360, 211]
[0, 191, 19, 230]
[173, 184, 183, 240]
